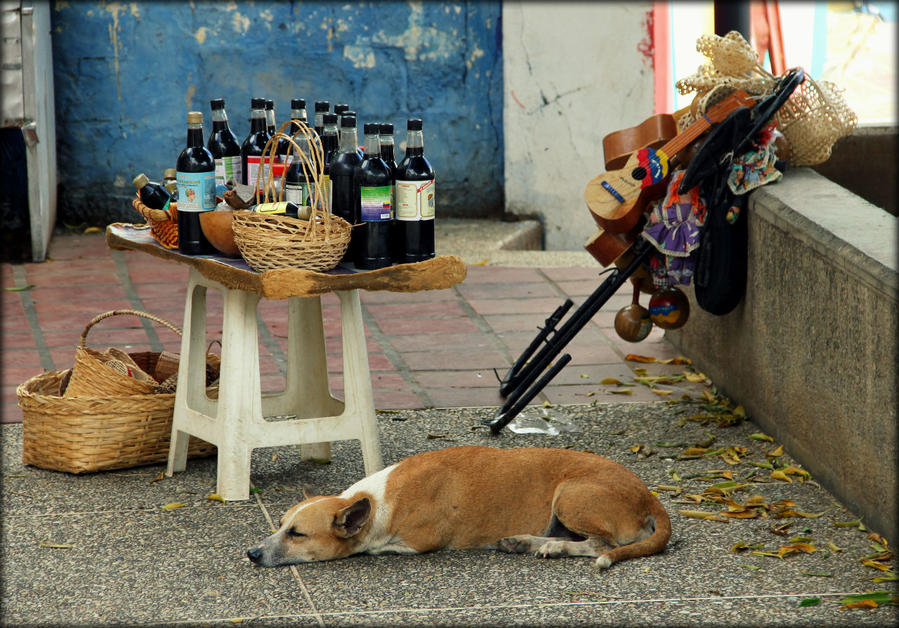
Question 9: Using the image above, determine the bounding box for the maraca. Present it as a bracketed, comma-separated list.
[648, 286, 690, 330]
[614, 279, 653, 342]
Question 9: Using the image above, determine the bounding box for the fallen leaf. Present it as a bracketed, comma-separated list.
[770, 470, 793, 483]
[579, 373, 590, 379]
[271, 453, 278, 462]
[828, 541, 845, 552]
[680, 447, 709, 457]
[625, 354, 658, 363]
[767, 444, 784, 458]
[801, 571, 833, 578]
[839, 592, 899, 609]
[780, 465, 811, 480]
[609, 389, 633, 395]
[208, 493, 226, 503]
[161, 502, 187, 511]
[678, 509, 729, 523]
[872, 573, 899, 583]
[749, 433, 774, 442]
[474, 259, 489, 266]
[650, 388, 674, 396]
[743, 564, 761, 570]
[842, 599, 879, 609]
[249, 487, 263, 494]
[661, 356, 692, 365]
[798, 597, 821, 607]
[149, 472, 165, 484]
[862, 559, 893, 572]
[684, 371, 707, 383]
[777, 543, 817, 557]
[833, 519, 863, 528]
[4, 284, 35, 292]
[83, 226, 103, 234]
[600, 378, 622, 385]
[633, 368, 649, 376]
[669, 470, 682, 482]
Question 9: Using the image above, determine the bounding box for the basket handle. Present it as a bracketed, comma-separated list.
[79, 310, 182, 348]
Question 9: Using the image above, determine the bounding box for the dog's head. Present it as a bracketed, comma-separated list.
[246, 494, 372, 567]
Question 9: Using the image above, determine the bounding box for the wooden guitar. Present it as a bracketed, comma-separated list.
[602, 113, 678, 171]
[585, 89, 755, 233]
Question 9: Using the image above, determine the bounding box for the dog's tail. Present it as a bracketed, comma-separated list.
[595, 496, 671, 569]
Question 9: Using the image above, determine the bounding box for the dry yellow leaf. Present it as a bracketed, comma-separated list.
[208, 493, 226, 503]
[842, 599, 879, 609]
[600, 378, 623, 385]
[661, 356, 692, 365]
[684, 371, 707, 383]
[651, 388, 674, 396]
[862, 559, 893, 572]
[770, 470, 793, 483]
[767, 444, 784, 458]
[633, 368, 649, 376]
[474, 259, 489, 266]
[161, 502, 187, 511]
[678, 509, 729, 523]
[625, 354, 658, 363]
[609, 389, 633, 395]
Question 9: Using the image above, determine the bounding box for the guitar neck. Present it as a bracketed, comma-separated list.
[655, 91, 752, 160]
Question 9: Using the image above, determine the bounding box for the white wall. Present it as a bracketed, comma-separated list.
[502, 1, 655, 250]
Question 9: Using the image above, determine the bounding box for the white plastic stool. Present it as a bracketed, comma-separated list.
[166, 268, 383, 501]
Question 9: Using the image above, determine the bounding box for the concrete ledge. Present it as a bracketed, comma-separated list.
[667, 168, 898, 542]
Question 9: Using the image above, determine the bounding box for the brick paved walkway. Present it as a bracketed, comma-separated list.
[2, 231, 709, 423]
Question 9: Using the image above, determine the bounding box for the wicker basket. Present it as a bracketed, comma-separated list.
[65, 310, 185, 397]
[132, 196, 178, 249]
[18, 370, 216, 474]
[231, 120, 352, 272]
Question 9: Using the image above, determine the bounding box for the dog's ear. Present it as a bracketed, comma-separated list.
[333, 497, 371, 538]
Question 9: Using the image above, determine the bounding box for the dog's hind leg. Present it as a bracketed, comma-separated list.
[493, 514, 610, 558]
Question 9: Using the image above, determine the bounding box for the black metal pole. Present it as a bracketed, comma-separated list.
[714, 0, 751, 38]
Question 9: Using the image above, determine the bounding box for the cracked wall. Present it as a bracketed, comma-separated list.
[502, 2, 655, 250]
[50, 1, 503, 225]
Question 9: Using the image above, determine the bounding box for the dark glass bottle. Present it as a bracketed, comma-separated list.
[341, 110, 363, 158]
[266, 99, 289, 159]
[176, 111, 216, 255]
[284, 132, 313, 219]
[394, 118, 435, 263]
[313, 100, 330, 137]
[241, 98, 270, 198]
[132, 173, 171, 210]
[355, 123, 393, 269]
[379, 123, 398, 260]
[330, 114, 362, 263]
[207, 98, 242, 195]
[290, 98, 308, 125]
[320, 113, 339, 210]
[333, 103, 349, 142]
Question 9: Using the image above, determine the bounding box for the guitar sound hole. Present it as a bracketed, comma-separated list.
[631, 166, 647, 180]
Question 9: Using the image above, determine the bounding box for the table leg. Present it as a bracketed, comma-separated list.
[336, 290, 383, 476]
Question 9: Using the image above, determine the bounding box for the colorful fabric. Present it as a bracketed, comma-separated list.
[641, 170, 706, 288]
[728, 124, 783, 194]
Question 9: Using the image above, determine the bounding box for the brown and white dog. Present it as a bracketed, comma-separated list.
[247, 446, 670, 569]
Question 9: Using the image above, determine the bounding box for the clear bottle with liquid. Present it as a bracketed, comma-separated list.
[176, 111, 216, 255]
[394, 118, 436, 263]
[207, 98, 243, 195]
[355, 123, 393, 269]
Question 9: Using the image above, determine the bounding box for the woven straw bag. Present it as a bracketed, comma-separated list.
[232, 120, 352, 272]
[132, 196, 178, 249]
[64, 310, 184, 397]
[675, 31, 856, 166]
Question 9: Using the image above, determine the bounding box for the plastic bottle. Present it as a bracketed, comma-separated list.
[132, 173, 171, 210]
[207, 98, 243, 195]
[241, 98, 271, 198]
[355, 122, 393, 269]
[394, 118, 436, 263]
[329, 113, 362, 263]
[176, 111, 216, 255]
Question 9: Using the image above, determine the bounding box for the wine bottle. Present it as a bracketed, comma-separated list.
[132, 173, 171, 210]
[207, 98, 242, 195]
[176, 111, 216, 255]
[355, 123, 393, 269]
[330, 113, 362, 263]
[394, 118, 436, 263]
[241, 98, 270, 199]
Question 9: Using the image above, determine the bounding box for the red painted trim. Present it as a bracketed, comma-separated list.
[653, 1, 672, 114]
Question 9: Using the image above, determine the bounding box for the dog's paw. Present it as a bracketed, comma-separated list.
[535, 540, 570, 559]
[496, 536, 533, 554]
[594, 555, 612, 569]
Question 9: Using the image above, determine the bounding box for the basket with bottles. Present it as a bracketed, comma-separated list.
[231, 120, 352, 272]
[131, 173, 179, 249]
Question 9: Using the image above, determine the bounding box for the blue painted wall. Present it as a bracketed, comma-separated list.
[50, 1, 503, 225]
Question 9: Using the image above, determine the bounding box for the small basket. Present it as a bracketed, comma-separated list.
[231, 120, 353, 272]
[132, 196, 178, 249]
[65, 310, 189, 397]
[18, 371, 215, 474]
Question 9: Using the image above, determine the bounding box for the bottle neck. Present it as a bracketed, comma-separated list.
[405, 129, 424, 156]
[314, 112, 325, 131]
[380, 137, 395, 161]
[186, 124, 205, 147]
[363, 132, 381, 157]
[211, 108, 229, 131]
[265, 109, 275, 132]
[339, 127, 358, 153]
[250, 109, 266, 133]
[291, 108, 307, 123]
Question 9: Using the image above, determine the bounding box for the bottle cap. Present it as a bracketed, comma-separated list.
[187, 111, 203, 124]
[132, 173, 149, 189]
[334, 103, 349, 114]
[322, 113, 338, 125]
[251, 97, 266, 109]
[379, 122, 394, 135]
[407, 118, 423, 131]
[315, 101, 330, 112]
[291, 98, 306, 109]
[343, 110, 356, 118]
[163, 168, 177, 179]
[265, 99, 273, 110]
[340, 115, 357, 128]
[363, 122, 379, 134]
[210, 98, 225, 110]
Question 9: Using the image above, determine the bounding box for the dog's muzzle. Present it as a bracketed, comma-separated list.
[247, 544, 264, 564]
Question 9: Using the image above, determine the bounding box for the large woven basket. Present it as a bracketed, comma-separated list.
[18, 370, 216, 474]
[132, 196, 178, 249]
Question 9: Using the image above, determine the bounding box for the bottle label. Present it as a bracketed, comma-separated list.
[176, 170, 216, 212]
[215, 155, 242, 188]
[246, 155, 275, 193]
[396, 179, 435, 221]
[359, 185, 392, 221]
[285, 181, 310, 207]
[253, 201, 291, 214]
